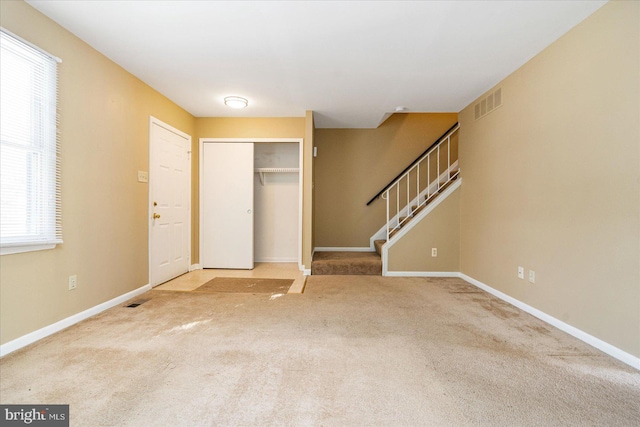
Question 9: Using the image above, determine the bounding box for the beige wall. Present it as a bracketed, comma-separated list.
[314, 113, 458, 248]
[459, 0, 640, 357]
[0, 1, 196, 344]
[388, 188, 460, 272]
[193, 117, 313, 267]
[196, 117, 305, 139]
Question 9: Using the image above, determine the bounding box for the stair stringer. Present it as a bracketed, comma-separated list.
[380, 178, 461, 276]
[368, 160, 459, 251]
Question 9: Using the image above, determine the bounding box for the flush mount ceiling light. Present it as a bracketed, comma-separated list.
[224, 96, 248, 109]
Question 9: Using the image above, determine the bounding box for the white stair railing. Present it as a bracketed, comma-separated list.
[381, 124, 460, 241]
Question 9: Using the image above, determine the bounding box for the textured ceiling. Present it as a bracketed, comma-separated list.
[26, 0, 607, 128]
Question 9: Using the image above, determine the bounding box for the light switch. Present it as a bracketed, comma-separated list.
[137, 171, 148, 183]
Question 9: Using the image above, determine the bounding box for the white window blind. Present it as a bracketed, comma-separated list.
[1, 29, 62, 255]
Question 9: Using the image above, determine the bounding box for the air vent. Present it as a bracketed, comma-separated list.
[474, 87, 503, 121]
[125, 299, 149, 308]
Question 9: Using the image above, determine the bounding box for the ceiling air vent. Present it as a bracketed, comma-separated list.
[474, 87, 502, 121]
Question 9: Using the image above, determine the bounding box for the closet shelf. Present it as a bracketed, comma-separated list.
[254, 168, 299, 185]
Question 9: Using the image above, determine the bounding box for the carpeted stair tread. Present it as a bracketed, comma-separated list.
[312, 251, 382, 275]
[374, 239, 385, 256]
[412, 204, 426, 214]
[424, 176, 458, 204]
[438, 179, 455, 193]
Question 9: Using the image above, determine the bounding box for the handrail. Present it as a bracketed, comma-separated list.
[381, 124, 460, 242]
[366, 122, 459, 206]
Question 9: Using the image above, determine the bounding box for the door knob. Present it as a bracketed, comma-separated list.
[153, 213, 161, 219]
[247, 209, 252, 214]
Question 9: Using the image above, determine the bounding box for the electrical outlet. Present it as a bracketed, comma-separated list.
[528, 270, 536, 283]
[68, 275, 77, 290]
[517, 267, 524, 279]
[431, 248, 437, 257]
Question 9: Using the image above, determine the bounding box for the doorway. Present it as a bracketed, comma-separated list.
[199, 138, 303, 270]
[149, 117, 192, 286]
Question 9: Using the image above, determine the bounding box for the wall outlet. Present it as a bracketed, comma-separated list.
[68, 275, 77, 290]
[137, 171, 148, 183]
[431, 248, 437, 257]
[517, 266, 524, 279]
[528, 270, 536, 283]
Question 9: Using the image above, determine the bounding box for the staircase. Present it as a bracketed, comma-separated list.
[373, 171, 459, 256]
[312, 123, 460, 276]
[311, 251, 382, 275]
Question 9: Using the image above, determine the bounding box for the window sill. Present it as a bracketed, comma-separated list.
[1, 243, 58, 256]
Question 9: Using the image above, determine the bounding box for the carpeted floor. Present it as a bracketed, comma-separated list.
[0, 276, 638, 426]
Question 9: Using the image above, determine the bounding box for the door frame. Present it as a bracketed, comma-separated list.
[199, 138, 304, 270]
[148, 116, 192, 286]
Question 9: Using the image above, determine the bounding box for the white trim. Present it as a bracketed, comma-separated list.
[189, 264, 202, 271]
[1, 243, 56, 256]
[298, 138, 304, 272]
[386, 271, 460, 277]
[0, 284, 151, 358]
[459, 273, 640, 371]
[382, 179, 461, 275]
[302, 268, 312, 276]
[199, 138, 304, 270]
[314, 247, 374, 252]
[255, 257, 298, 263]
[149, 117, 192, 287]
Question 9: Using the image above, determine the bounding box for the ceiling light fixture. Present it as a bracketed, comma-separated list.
[224, 96, 248, 109]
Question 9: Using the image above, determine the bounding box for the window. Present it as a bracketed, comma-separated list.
[1, 28, 62, 255]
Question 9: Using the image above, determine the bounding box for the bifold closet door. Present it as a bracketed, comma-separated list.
[201, 142, 254, 269]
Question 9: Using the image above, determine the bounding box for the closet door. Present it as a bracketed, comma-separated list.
[201, 142, 254, 269]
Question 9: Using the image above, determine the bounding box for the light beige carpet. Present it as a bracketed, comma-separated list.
[1, 276, 638, 426]
[193, 277, 293, 294]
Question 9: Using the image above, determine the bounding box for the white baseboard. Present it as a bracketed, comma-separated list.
[314, 247, 374, 252]
[255, 257, 298, 263]
[459, 273, 640, 371]
[298, 263, 311, 276]
[386, 271, 460, 277]
[382, 180, 461, 276]
[189, 264, 202, 271]
[0, 283, 152, 358]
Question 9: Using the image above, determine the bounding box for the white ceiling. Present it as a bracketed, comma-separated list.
[26, 0, 607, 128]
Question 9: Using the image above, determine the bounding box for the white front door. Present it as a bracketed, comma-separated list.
[201, 142, 254, 269]
[149, 119, 191, 286]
